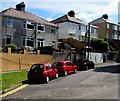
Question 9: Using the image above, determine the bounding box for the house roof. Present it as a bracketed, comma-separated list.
[91, 17, 119, 25]
[51, 15, 87, 25]
[1, 8, 58, 27]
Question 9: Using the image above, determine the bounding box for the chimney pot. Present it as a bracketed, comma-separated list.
[68, 10, 75, 17]
[102, 14, 108, 19]
[16, 2, 25, 11]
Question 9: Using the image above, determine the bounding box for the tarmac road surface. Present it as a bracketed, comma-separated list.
[2, 64, 120, 100]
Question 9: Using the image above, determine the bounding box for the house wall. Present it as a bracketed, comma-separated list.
[91, 18, 120, 40]
[2, 16, 58, 47]
[58, 22, 87, 40]
[58, 22, 69, 39]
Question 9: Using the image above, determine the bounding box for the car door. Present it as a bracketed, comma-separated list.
[46, 64, 54, 78]
[68, 62, 75, 72]
[65, 62, 74, 73]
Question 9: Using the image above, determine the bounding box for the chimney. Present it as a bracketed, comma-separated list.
[102, 14, 108, 19]
[68, 10, 75, 17]
[16, 2, 25, 11]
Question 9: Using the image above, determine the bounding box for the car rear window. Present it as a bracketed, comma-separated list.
[30, 64, 44, 70]
[52, 62, 64, 66]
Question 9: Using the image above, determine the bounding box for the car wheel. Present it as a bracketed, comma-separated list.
[74, 69, 77, 73]
[64, 71, 68, 76]
[55, 73, 58, 79]
[86, 66, 89, 70]
[45, 76, 49, 83]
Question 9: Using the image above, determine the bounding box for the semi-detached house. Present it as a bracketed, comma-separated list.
[1, 2, 58, 48]
[91, 14, 120, 40]
[52, 10, 99, 42]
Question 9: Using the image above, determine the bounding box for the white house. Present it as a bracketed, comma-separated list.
[52, 10, 98, 42]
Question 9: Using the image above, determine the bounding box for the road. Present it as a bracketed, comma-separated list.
[2, 64, 120, 100]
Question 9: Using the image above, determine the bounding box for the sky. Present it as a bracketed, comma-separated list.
[0, 0, 120, 23]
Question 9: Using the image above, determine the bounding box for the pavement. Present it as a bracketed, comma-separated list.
[1, 61, 120, 95]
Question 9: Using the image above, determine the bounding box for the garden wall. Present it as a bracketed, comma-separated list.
[0, 53, 53, 72]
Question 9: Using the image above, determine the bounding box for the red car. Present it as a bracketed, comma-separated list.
[27, 63, 58, 83]
[52, 60, 77, 76]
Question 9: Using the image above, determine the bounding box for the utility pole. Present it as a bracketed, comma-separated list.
[87, 23, 90, 60]
[34, 22, 37, 48]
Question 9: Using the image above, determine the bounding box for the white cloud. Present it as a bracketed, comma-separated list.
[1, 0, 119, 23]
[46, 17, 53, 21]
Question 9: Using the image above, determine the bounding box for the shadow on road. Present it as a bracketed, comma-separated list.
[94, 64, 120, 74]
[22, 80, 47, 85]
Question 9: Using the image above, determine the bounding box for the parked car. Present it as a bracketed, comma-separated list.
[52, 60, 77, 76]
[27, 63, 58, 83]
[75, 59, 95, 70]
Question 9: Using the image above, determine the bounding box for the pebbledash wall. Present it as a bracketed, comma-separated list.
[1, 53, 53, 72]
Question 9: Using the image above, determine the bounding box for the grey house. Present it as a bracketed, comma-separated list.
[1, 2, 58, 48]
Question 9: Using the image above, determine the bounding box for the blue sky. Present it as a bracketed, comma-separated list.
[0, 0, 119, 23]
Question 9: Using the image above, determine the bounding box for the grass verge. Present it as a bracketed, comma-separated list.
[0, 70, 28, 92]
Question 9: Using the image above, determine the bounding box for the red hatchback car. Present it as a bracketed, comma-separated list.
[52, 60, 77, 76]
[27, 63, 58, 83]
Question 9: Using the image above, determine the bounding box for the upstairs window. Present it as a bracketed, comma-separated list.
[23, 21, 34, 29]
[107, 23, 109, 29]
[51, 27, 56, 34]
[7, 17, 13, 27]
[79, 25, 81, 30]
[23, 21, 26, 29]
[90, 27, 94, 33]
[114, 25, 118, 30]
[27, 21, 34, 29]
[38, 24, 45, 32]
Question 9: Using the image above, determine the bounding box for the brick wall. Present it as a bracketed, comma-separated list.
[0, 53, 53, 72]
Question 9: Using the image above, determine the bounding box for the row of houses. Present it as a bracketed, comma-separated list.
[1, 2, 120, 50]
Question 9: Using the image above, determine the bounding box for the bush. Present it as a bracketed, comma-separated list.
[3, 44, 17, 53]
[37, 46, 53, 55]
[0, 47, 3, 52]
[90, 38, 109, 52]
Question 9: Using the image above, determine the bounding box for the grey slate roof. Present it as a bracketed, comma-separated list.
[1, 8, 58, 27]
[52, 15, 87, 25]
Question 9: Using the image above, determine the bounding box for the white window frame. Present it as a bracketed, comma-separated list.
[7, 17, 13, 27]
[107, 23, 109, 29]
[22, 36, 34, 47]
[23, 21, 34, 30]
[23, 21, 27, 29]
[37, 39, 44, 47]
[37, 24, 45, 32]
[79, 25, 81, 30]
[5, 35, 12, 44]
[114, 25, 118, 30]
[51, 27, 56, 34]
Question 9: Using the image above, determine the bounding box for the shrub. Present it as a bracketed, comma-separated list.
[0, 47, 3, 52]
[90, 38, 109, 52]
[3, 44, 17, 53]
[37, 46, 53, 55]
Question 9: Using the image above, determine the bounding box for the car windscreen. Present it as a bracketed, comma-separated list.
[52, 62, 64, 67]
[30, 64, 44, 71]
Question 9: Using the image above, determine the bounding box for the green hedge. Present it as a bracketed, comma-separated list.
[3, 44, 17, 53]
[90, 38, 109, 52]
[37, 46, 53, 55]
